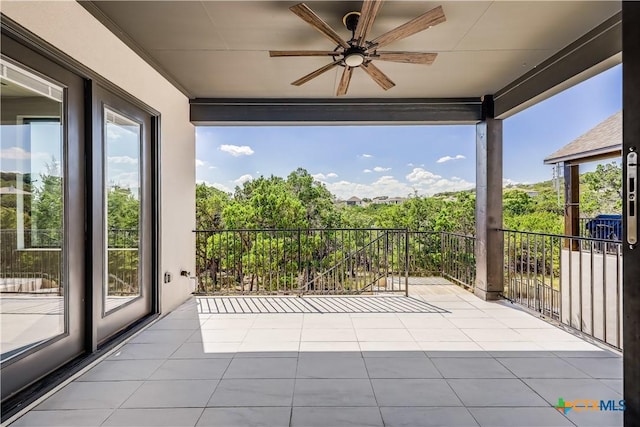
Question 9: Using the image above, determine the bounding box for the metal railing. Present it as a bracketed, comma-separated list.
[501, 228, 622, 349]
[0, 228, 139, 296]
[0, 229, 63, 294]
[194, 229, 477, 295]
[441, 232, 476, 289]
[194, 228, 410, 295]
[406, 231, 443, 276]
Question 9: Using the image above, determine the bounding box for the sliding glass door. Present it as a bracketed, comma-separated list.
[92, 87, 152, 344]
[0, 43, 85, 401]
[1, 33, 157, 403]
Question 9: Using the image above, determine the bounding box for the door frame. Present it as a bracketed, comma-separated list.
[90, 85, 155, 346]
[0, 35, 86, 401]
[0, 18, 161, 406]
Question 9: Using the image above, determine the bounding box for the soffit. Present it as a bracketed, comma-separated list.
[90, 1, 621, 99]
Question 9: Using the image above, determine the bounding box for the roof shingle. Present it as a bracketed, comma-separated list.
[544, 111, 621, 165]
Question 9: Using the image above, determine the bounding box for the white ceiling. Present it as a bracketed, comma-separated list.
[92, 1, 621, 99]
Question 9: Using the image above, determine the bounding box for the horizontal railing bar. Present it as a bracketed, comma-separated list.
[193, 228, 409, 233]
[498, 228, 622, 243]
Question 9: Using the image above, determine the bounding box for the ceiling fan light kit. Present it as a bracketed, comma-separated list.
[269, 1, 445, 96]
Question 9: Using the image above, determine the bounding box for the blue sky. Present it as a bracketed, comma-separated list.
[195, 64, 621, 200]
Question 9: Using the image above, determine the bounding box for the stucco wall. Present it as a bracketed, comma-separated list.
[2, 1, 196, 314]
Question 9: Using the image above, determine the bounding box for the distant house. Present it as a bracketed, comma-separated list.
[346, 196, 363, 206]
[372, 197, 406, 205]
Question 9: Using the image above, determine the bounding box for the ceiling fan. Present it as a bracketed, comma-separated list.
[269, 1, 446, 96]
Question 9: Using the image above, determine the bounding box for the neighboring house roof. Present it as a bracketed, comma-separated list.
[544, 111, 622, 165]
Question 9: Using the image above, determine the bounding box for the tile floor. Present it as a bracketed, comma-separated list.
[9, 279, 623, 427]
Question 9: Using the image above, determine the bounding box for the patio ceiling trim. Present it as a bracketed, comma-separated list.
[494, 12, 621, 119]
[189, 97, 482, 125]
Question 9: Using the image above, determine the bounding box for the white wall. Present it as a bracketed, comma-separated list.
[2, 1, 196, 313]
[561, 249, 623, 348]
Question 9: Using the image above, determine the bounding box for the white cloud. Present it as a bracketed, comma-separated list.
[208, 166, 217, 170]
[406, 168, 441, 183]
[373, 166, 391, 172]
[427, 177, 475, 194]
[197, 179, 232, 193]
[219, 144, 254, 157]
[325, 176, 413, 200]
[363, 169, 372, 173]
[233, 174, 253, 185]
[108, 172, 139, 189]
[407, 163, 414, 167]
[360, 154, 373, 158]
[312, 172, 339, 181]
[109, 155, 138, 165]
[404, 167, 474, 194]
[0, 147, 31, 160]
[436, 154, 466, 163]
[196, 159, 205, 167]
[503, 178, 526, 186]
[324, 171, 475, 199]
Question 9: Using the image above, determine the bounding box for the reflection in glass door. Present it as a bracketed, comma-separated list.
[0, 60, 65, 361]
[0, 45, 85, 403]
[104, 109, 141, 313]
[93, 87, 152, 344]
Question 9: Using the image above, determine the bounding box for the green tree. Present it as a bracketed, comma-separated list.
[107, 186, 139, 230]
[223, 176, 306, 229]
[580, 162, 622, 216]
[286, 168, 338, 227]
[31, 162, 62, 233]
[503, 190, 535, 216]
[196, 183, 229, 230]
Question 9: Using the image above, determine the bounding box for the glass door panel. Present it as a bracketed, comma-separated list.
[0, 37, 85, 403]
[93, 87, 152, 344]
[0, 59, 65, 361]
[104, 108, 141, 312]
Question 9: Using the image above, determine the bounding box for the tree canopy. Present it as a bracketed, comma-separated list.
[195, 164, 622, 236]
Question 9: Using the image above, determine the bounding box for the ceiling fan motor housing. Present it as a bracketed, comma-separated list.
[343, 46, 367, 67]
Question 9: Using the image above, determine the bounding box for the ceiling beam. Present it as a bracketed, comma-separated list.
[190, 98, 482, 125]
[494, 12, 621, 119]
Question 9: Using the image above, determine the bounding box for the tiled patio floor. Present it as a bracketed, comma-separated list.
[9, 279, 623, 427]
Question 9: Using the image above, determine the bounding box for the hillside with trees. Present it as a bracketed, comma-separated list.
[196, 162, 622, 236]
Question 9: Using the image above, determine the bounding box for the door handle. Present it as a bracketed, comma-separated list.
[628, 150, 637, 245]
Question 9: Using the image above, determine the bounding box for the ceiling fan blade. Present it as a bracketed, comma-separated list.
[289, 3, 349, 49]
[374, 51, 437, 65]
[292, 60, 341, 86]
[361, 62, 395, 90]
[270, 50, 338, 57]
[336, 66, 354, 96]
[370, 5, 446, 49]
[354, 0, 384, 47]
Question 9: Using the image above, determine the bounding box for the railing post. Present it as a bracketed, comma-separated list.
[297, 228, 302, 296]
[405, 229, 409, 297]
[440, 231, 445, 277]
